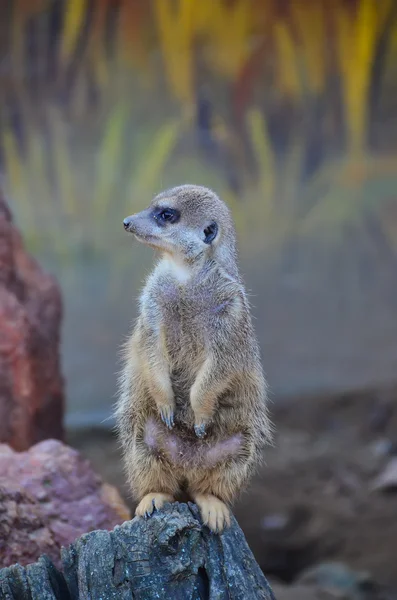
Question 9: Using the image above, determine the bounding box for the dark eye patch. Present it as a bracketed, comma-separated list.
[152, 207, 180, 226]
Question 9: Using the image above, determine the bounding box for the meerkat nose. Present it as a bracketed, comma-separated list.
[123, 216, 133, 231]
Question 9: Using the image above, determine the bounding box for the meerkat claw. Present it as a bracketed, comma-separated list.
[160, 407, 174, 429]
[145, 499, 156, 518]
[194, 423, 206, 438]
[136, 493, 174, 519]
[193, 493, 231, 533]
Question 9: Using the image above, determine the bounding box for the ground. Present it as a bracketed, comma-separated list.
[67, 388, 397, 593]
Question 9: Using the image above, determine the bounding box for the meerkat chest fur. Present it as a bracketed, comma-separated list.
[141, 256, 244, 406]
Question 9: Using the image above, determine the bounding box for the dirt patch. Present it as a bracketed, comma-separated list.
[67, 388, 397, 592]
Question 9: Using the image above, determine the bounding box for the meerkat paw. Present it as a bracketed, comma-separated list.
[194, 422, 207, 438]
[159, 404, 175, 429]
[194, 414, 210, 438]
[193, 493, 231, 533]
[135, 493, 174, 518]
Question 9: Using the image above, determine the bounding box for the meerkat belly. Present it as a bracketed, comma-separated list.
[166, 325, 205, 426]
[143, 417, 244, 469]
[165, 326, 203, 370]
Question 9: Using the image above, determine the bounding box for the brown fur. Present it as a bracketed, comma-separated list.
[116, 185, 272, 531]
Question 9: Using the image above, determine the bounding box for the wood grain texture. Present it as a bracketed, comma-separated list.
[0, 502, 276, 599]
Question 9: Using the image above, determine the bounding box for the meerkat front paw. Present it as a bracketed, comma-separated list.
[193, 493, 231, 533]
[135, 493, 174, 518]
[159, 404, 175, 429]
[194, 413, 211, 437]
[194, 422, 207, 438]
[192, 407, 212, 438]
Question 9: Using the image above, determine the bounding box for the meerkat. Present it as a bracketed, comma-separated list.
[116, 184, 271, 532]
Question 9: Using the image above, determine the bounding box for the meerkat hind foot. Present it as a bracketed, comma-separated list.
[193, 493, 231, 533]
[135, 493, 174, 518]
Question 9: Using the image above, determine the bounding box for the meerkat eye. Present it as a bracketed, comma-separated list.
[203, 221, 218, 244]
[154, 208, 180, 225]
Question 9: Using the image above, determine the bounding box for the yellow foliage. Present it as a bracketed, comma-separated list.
[274, 21, 301, 97]
[3, 129, 30, 214]
[246, 108, 275, 215]
[4, 0, 397, 259]
[154, 0, 253, 99]
[337, 0, 387, 156]
[154, 0, 195, 104]
[117, 2, 149, 73]
[206, 0, 253, 79]
[290, 2, 325, 93]
[60, 0, 89, 63]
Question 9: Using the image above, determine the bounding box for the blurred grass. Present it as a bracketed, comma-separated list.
[1, 0, 397, 290]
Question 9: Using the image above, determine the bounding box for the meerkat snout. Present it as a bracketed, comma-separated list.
[123, 216, 134, 231]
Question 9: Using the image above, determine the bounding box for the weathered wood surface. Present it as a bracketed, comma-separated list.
[0, 502, 276, 599]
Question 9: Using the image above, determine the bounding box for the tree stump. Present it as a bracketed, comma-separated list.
[0, 502, 276, 599]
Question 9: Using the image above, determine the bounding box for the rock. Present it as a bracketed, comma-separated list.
[0, 439, 130, 568]
[369, 439, 394, 460]
[100, 482, 131, 522]
[258, 504, 341, 582]
[270, 563, 397, 600]
[298, 561, 371, 596]
[0, 190, 64, 451]
[0, 502, 275, 599]
[0, 483, 59, 569]
[368, 399, 393, 434]
[371, 457, 397, 492]
[297, 562, 394, 600]
[270, 582, 319, 600]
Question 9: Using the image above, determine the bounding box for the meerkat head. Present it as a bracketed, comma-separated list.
[123, 185, 237, 267]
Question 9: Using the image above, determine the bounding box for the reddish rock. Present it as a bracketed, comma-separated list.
[0, 190, 64, 450]
[0, 483, 58, 568]
[0, 439, 130, 568]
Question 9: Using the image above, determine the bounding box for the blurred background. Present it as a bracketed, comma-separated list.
[2, 0, 397, 596]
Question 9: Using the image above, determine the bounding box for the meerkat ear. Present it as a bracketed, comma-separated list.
[203, 221, 218, 244]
